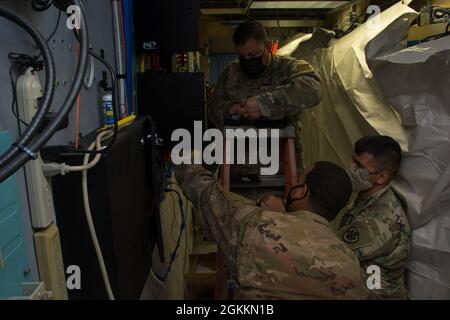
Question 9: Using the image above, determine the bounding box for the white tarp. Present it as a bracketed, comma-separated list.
[283, 1, 450, 299]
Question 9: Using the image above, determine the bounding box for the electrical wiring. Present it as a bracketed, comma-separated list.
[75, 42, 81, 149]
[31, 0, 54, 12]
[41, 130, 117, 301]
[334, 0, 371, 39]
[0, 5, 56, 170]
[9, 65, 29, 127]
[46, 9, 62, 42]
[52, 0, 73, 12]
[42, 129, 116, 176]
[420, 23, 450, 43]
[1, 0, 123, 298]
[36, 9, 62, 60]
[80, 130, 116, 300]
[75, 95, 81, 148]
[152, 188, 186, 283]
[36, 45, 119, 159]
[168, 190, 181, 242]
[65, 46, 119, 155]
[47, 27, 120, 156]
[0, 0, 89, 183]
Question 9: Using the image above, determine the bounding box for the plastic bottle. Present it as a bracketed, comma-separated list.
[102, 92, 114, 126]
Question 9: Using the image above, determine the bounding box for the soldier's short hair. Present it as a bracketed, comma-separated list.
[306, 161, 353, 219]
[233, 20, 268, 46]
[355, 135, 402, 175]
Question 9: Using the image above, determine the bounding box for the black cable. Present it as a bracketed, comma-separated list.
[0, 0, 88, 183]
[9, 66, 29, 127]
[49, 47, 119, 156]
[338, 9, 369, 38]
[12, 81, 34, 239]
[63, 47, 119, 155]
[334, 0, 373, 39]
[36, 9, 63, 61]
[46, 9, 62, 42]
[31, 0, 54, 12]
[8, 53, 44, 73]
[153, 188, 186, 282]
[420, 23, 450, 43]
[43, 26, 120, 156]
[53, 0, 73, 12]
[0, 5, 56, 172]
[4, 3, 118, 160]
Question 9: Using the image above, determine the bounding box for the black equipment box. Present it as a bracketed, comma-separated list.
[133, 0, 199, 54]
[137, 72, 206, 146]
[49, 118, 162, 300]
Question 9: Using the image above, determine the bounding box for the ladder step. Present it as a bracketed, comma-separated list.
[231, 175, 286, 189]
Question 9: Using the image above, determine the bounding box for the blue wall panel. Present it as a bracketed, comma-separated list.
[0, 131, 30, 298]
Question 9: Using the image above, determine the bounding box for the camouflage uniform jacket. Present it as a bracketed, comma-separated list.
[207, 54, 322, 129]
[175, 164, 368, 300]
[333, 186, 412, 299]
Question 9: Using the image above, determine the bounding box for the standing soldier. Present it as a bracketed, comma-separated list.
[207, 20, 322, 171]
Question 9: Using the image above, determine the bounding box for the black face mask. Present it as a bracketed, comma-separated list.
[239, 55, 267, 78]
[285, 184, 307, 212]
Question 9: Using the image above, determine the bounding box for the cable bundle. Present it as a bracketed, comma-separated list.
[8, 53, 44, 73]
[0, 0, 88, 182]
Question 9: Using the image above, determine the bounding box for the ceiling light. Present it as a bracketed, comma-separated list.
[250, 1, 350, 10]
[200, 8, 247, 15]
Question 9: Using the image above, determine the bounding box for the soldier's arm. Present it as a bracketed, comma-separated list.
[207, 67, 235, 128]
[256, 59, 322, 119]
[336, 217, 396, 263]
[174, 164, 262, 273]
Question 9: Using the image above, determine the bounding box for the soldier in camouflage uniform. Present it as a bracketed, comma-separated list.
[208, 57, 321, 128]
[333, 136, 412, 300]
[175, 161, 368, 300]
[207, 21, 321, 174]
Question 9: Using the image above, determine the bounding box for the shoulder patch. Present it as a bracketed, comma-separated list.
[342, 227, 360, 244]
[337, 219, 375, 251]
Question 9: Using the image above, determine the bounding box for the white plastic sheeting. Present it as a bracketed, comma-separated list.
[283, 1, 450, 299]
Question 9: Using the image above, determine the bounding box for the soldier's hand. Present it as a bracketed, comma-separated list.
[241, 97, 263, 120]
[257, 194, 286, 212]
[228, 103, 243, 116]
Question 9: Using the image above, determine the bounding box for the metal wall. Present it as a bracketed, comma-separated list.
[0, 0, 117, 282]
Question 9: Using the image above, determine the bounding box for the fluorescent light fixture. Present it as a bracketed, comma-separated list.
[200, 8, 246, 15]
[222, 19, 325, 27]
[259, 19, 325, 27]
[250, 1, 350, 10]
